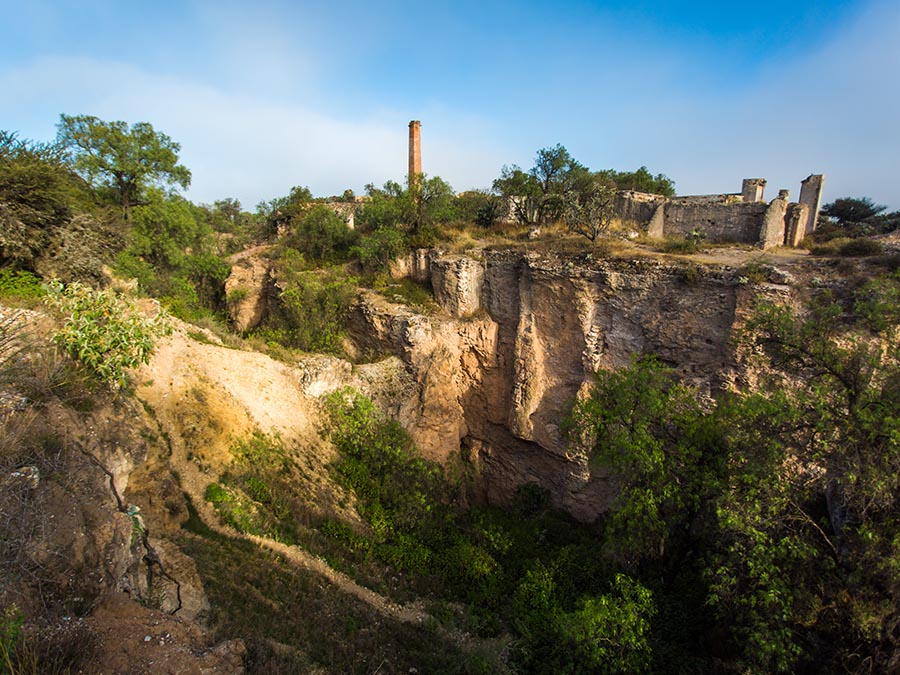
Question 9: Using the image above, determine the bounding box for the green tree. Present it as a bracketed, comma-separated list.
[493, 145, 595, 226]
[128, 188, 203, 269]
[821, 197, 885, 225]
[56, 114, 191, 220]
[0, 131, 79, 268]
[288, 204, 356, 261]
[410, 173, 457, 234]
[564, 176, 617, 242]
[567, 355, 722, 564]
[352, 225, 407, 273]
[492, 166, 541, 225]
[457, 190, 505, 228]
[356, 175, 457, 245]
[819, 196, 900, 235]
[596, 166, 676, 197]
[357, 180, 414, 231]
[258, 185, 314, 235]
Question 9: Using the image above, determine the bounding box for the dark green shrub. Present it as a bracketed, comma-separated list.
[0, 269, 44, 301]
[809, 236, 884, 257]
[837, 237, 884, 257]
[261, 249, 357, 354]
[288, 205, 357, 261]
[352, 226, 406, 273]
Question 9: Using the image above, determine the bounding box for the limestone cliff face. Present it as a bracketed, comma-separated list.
[350, 250, 767, 522]
[224, 245, 272, 332]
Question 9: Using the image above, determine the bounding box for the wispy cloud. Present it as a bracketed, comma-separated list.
[600, 0, 900, 206]
[1, 0, 897, 209]
[0, 56, 510, 205]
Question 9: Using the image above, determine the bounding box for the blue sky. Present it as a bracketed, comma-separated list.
[2, 0, 898, 209]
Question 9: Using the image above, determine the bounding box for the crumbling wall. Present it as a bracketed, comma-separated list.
[785, 203, 810, 247]
[799, 174, 826, 235]
[662, 200, 769, 243]
[759, 191, 789, 249]
[614, 191, 667, 226]
[616, 174, 822, 249]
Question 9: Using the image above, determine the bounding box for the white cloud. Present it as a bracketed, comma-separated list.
[0, 56, 511, 206]
[2, 0, 897, 213]
[603, 0, 900, 207]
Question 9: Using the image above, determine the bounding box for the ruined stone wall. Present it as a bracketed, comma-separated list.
[321, 201, 360, 229]
[662, 201, 769, 243]
[799, 174, 826, 235]
[614, 191, 667, 226]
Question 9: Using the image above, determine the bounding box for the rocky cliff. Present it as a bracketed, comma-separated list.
[350, 249, 790, 521]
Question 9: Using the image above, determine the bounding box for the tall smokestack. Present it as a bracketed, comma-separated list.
[408, 120, 421, 186]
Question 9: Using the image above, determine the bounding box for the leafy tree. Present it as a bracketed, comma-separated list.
[358, 175, 457, 235]
[494, 148, 677, 230]
[493, 145, 600, 226]
[0, 131, 78, 268]
[410, 173, 457, 234]
[492, 165, 542, 225]
[56, 114, 191, 221]
[357, 180, 415, 232]
[819, 196, 900, 236]
[531, 145, 585, 194]
[258, 185, 314, 235]
[183, 252, 231, 310]
[569, 276, 900, 672]
[563, 176, 617, 242]
[44, 280, 171, 389]
[821, 197, 885, 225]
[560, 574, 656, 674]
[596, 166, 676, 197]
[567, 355, 723, 564]
[206, 197, 244, 232]
[287, 204, 356, 261]
[456, 190, 506, 228]
[352, 225, 407, 273]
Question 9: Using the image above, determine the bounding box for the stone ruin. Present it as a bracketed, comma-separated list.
[616, 174, 825, 249]
[315, 120, 823, 251]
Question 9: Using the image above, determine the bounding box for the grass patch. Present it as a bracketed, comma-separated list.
[657, 236, 704, 254]
[178, 529, 491, 675]
[0, 269, 45, 306]
[370, 276, 438, 313]
[807, 236, 885, 257]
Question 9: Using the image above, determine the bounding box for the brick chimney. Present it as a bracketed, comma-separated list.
[408, 120, 421, 185]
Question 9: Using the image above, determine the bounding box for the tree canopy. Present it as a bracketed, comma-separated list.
[596, 166, 675, 197]
[0, 131, 78, 267]
[493, 145, 675, 232]
[56, 114, 191, 219]
[566, 274, 900, 672]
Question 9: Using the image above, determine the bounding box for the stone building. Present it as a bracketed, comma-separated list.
[617, 174, 825, 249]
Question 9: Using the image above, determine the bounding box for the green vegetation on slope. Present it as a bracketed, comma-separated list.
[203, 270, 900, 674]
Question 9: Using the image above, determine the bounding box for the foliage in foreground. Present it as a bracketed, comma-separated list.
[44, 281, 171, 389]
[569, 271, 900, 673]
[323, 388, 656, 674]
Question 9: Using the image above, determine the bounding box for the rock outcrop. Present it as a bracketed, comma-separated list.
[350, 249, 783, 522]
[224, 245, 272, 332]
